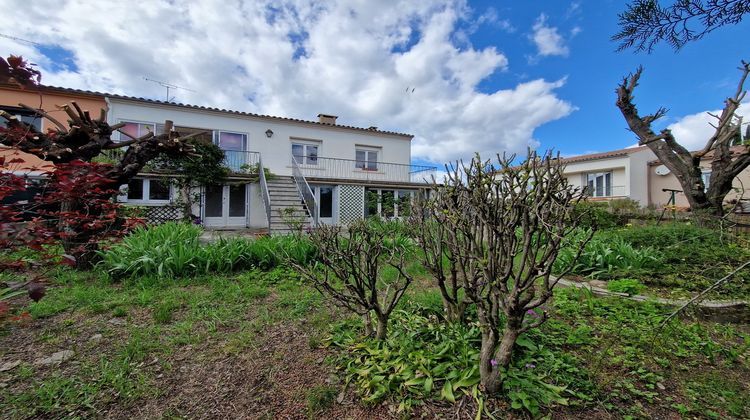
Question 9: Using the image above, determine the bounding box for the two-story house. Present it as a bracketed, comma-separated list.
[104, 94, 434, 232]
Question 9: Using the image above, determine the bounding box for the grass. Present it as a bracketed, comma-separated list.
[2, 241, 749, 418]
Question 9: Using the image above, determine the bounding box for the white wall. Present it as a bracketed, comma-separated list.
[626, 147, 657, 205]
[107, 99, 413, 177]
[563, 156, 629, 196]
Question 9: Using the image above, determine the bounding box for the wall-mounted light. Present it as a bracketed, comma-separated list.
[265, 129, 274, 138]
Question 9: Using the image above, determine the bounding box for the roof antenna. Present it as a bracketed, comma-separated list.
[143, 77, 195, 102]
[0, 33, 41, 46]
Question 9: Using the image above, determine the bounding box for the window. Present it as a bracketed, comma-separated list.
[121, 178, 171, 204]
[0, 107, 42, 131]
[364, 188, 414, 218]
[355, 149, 378, 171]
[118, 121, 156, 142]
[291, 142, 319, 165]
[215, 131, 246, 151]
[702, 170, 711, 191]
[585, 172, 612, 197]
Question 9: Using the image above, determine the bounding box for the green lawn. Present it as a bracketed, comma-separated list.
[2, 262, 748, 419]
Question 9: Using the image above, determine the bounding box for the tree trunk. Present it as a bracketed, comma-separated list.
[375, 313, 388, 340]
[479, 326, 501, 393]
[443, 299, 466, 324]
[479, 314, 522, 394]
[362, 312, 374, 337]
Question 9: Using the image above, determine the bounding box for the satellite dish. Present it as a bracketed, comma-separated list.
[655, 165, 670, 176]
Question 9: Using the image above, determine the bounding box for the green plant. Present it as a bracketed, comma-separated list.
[99, 223, 318, 279]
[329, 308, 585, 416]
[607, 278, 646, 295]
[556, 229, 661, 277]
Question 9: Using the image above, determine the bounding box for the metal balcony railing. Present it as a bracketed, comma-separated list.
[223, 150, 260, 174]
[583, 185, 628, 198]
[99, 149, 261, 176]
[293, 155, 437, 183]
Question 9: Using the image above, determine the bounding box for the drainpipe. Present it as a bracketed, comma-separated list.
[104, 97, 112, 124]
[647, 163, 652, 207]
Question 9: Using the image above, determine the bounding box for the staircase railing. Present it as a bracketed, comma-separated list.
[258, 155, 272, 228]
[291, 157, 319, 227]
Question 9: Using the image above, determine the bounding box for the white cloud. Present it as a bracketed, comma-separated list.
[0, 0, 574, 164]
[666, 103, 749, 151]
[530, 14, 569, 57]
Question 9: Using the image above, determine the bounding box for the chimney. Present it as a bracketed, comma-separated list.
[317, 113, 338, 125]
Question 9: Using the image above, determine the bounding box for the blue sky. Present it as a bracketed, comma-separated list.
[458, 0, 750, 156]
[1, 0, 748, 165]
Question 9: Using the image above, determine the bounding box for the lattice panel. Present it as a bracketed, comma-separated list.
[339, 185, 364, 225]
[144, 205, 183, 225]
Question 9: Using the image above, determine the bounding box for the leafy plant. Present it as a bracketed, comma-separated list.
[607, 278, 646, 295]
[100, 222, 317, 279]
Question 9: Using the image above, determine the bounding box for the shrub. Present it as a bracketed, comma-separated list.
[329, 309, 582, 416]
[573, 201, 624, 229]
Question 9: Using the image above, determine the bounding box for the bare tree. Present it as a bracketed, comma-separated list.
[613, 0, 750, 52]
[290, 219, 413, 340]
[616, 61, 750, 216]
[410, 189, 470, 323]
[437, 152, 590, 394]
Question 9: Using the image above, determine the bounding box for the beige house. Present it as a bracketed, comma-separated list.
[648, 147, 750, 210]
[559, 146, 656, 204]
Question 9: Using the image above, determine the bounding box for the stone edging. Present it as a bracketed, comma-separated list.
[555, 278, 749, 323]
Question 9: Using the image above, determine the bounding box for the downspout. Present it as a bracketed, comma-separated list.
[647, 163, 652, 207]
[104, 96, 112, 124]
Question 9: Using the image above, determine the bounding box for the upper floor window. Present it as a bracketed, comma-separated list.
[585, 172, 612, 197]
[292, 142, 319, 165]
[214, 131, 246, 151]
[1, 106, 42, 131]
[355, 148, 378, 171]
[118, 121, 157, 142]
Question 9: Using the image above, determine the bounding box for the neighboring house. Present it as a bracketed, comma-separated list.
[648, 147, 750, 211]
[1, 85, 106, 212]
[558, 146, 656, 204]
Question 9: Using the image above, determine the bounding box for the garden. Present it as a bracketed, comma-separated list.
[2, 155, 749, 419]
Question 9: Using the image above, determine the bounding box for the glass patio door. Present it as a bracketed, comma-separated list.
[204, 184, 247, 227]
[313, 185, 335, 225]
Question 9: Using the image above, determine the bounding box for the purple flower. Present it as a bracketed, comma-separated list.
[490, 359, 498, 367]
[525, 363, 536, 369]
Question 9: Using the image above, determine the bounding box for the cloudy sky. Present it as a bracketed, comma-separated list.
[1, 0, 748, 165]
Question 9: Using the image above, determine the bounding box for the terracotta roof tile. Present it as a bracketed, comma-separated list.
[15, 85, 414, 139]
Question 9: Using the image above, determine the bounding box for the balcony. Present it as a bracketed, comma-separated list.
[223, 150, 260, 174]
[584, 185, 627, 199]
[293, 155, 437, 184]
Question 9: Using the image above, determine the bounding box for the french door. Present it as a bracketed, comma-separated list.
[204, 184, 248, 227]
[312, 185, 335, 225]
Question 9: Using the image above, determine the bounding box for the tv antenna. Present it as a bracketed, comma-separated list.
[0, 33, 41, 46]
[143, 77, 195, 102]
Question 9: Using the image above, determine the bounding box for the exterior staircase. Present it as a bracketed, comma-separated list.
[265, 176, 312, 233]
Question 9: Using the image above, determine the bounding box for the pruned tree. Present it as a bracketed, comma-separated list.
[290, 219, 413, 340]
[616, 61, 750, 216]
[613, 0, 750, 52]
[409, 189, 470, 323]
[0, 55, 203, 267]
[437, 152, 590, 394]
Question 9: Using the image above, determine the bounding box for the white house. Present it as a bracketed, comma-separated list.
[558, 146, 656, 204]
[105, 94, 435, 232]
